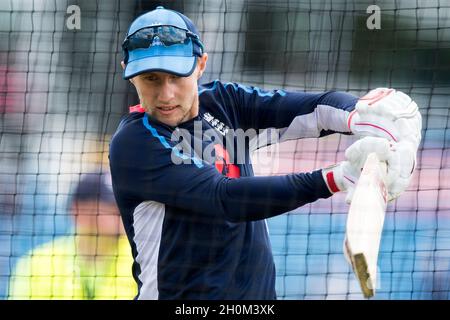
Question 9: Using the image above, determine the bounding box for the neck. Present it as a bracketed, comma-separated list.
[186, 92, 200, 121]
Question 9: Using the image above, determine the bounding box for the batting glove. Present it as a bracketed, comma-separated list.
[322, 136, 410, 204]
[347, 88, 422, 150]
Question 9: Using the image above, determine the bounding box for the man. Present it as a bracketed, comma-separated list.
[109, 6, 421, 299]
[9, 172, 136, 299]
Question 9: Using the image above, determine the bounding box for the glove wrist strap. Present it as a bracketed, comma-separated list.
[322, 165, 342, 194]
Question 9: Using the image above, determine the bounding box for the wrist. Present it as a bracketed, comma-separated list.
[322, 164, 344, 194]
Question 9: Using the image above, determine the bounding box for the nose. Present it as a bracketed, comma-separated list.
[157, 79, 175, 103]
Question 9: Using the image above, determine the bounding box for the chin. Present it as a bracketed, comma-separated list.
[165, 115, 186, 127]
[162, 117, 180, 126]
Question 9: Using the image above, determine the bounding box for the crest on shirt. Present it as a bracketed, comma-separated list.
[202, 112, 230, 136]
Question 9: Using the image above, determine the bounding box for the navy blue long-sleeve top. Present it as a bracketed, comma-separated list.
[109, 80, 357, 300]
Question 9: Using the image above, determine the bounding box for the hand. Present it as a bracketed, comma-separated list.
[321, 161, 358, 204]
[383, 140, 416, 200]
[322, 137, 414, 203]
[322, 137, 394, 203]
[348, 88, 422, 150]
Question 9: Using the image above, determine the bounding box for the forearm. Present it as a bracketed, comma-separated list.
[218, 170, 332, 222]
[125, 162, 333, 223]
[250, 91, 358, 148]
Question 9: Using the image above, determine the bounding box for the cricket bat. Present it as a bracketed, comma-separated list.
[344, 152, 388, 298]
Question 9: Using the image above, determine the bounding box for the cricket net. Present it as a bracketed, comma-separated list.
[0, 0, 449, 299]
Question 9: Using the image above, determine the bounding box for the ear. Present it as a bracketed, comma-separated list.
[121, 61, 135, 84]
[196, 53, 208, 79]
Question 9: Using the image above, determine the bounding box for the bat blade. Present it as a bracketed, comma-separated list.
[344, 152, 388, 298]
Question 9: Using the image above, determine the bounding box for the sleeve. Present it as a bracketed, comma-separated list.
[109, 120, 332, 223]
[201, 80, 358, 140]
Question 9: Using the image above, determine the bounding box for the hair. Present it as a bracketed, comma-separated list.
[72, 172, 116, 205]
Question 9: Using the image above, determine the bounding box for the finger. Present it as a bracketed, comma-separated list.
[345, 186, 355, 204]
[345, 137, 391, 165]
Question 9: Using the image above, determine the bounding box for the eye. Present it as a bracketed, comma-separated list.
[144, 74, 158, 82]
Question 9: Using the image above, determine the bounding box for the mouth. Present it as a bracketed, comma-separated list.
[156, 105, 179, 115]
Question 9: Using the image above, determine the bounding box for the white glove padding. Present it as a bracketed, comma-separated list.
[322, 137, 412, 203]
[384, 140, 416, 200]
[346, 137, 416, 201]
[322, 161, 358, 204]
[348, 88, 422, 150]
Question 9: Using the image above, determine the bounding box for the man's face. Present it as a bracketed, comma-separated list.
[125, 55, 208, 127]
[73, 200, 123, 236]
